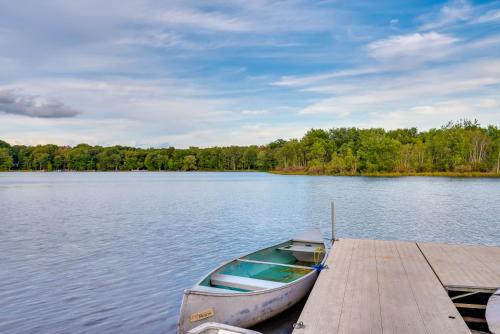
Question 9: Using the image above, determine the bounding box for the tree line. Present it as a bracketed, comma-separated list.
[1, 120, 499, 175]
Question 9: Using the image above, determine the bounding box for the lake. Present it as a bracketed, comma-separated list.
[0, 172, 499, 333]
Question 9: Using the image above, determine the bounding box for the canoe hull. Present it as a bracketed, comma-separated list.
[177, 270, 318, 334]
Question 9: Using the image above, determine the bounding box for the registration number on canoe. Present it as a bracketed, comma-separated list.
[190, 308, 215, 322]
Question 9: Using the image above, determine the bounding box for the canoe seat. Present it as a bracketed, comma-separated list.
[278, 244, 320, 253]
[191, 285, 243, 294]
[277, 244, 325, 263]
[211, 273, 286, 291]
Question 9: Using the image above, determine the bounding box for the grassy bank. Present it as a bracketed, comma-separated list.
[270, 170, 500, 177]
[361, 172, 500, 177]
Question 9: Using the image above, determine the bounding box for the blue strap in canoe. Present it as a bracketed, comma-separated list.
[313, 264, 325, 272]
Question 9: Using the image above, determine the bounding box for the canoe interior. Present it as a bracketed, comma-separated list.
[198, 240, 326, 292]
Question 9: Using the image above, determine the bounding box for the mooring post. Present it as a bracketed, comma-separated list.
[331, 201, 335, 244]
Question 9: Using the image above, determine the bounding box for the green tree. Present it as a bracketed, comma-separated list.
[308, 141, 328, 166]
[342, 146, 358, 175]
[144, 151, 168, 171]
[276, 140, 303, 168]
[66, 144, 94, 170]
[358, 131, 401, 172]
[468, 128, 490, 171]
[242, 147, 258, 170]
[486, 125, 500, 173]
[256, 150, 276, 170]
[33, 152, 50, 170]
[329, 127, 361, 153]
[182, 155, 197, 171]
[124, 150, 146, 170]
[0, 140, 11, 150]
[53, 147, 69, 170]
[0, 148, 13, 170]
[96, 147, 124, 171]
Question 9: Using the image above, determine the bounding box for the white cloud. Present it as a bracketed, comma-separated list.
[240, 109, 269, 116]
[114, 31, 186, 49]
[366, 98, 499, 130]
[419, 0, 472, 31]
[473, 9, 500, 24]
[478, 98, 498, 108]
[418, 0, 500, 29]
[367, 32, 459, 62]
[463, 34, 500, 51]
[289, 58, 500, 132]
[298, 98, 351, 116]
[301, 83, 357, 94]
[221, 123, 312, 144]
[137, 0, 335, 34]
[273, 67, 382, 87]
[410, 101, 470, 116]
[150, 8, 254, 33]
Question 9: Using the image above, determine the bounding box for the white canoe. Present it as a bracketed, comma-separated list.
[487, 289, 500, 334]
[187, 322, 262, 334]
[177, 229, 328, 334]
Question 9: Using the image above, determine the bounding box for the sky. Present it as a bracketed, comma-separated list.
[0, 0, 499, 148]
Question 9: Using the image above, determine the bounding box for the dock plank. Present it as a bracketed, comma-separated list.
[337, 239, 382, 334]
[293, 238, 356, 333]
[418, 242, 500, 290]
[375, 240, 427, 334]
[396, 242, 469, 334]
[416, 243, 471, 286]
[293, 239, 471, 334]
[461, 245, 500, 282]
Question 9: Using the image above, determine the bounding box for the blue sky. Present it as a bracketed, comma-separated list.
[0, 0, 499, 148]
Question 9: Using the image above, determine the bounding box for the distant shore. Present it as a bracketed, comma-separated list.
[1, 170, 500, 178]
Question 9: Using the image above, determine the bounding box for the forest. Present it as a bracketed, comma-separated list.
[1, 120, 499, 175]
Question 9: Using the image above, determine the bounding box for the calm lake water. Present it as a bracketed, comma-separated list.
[1, 172, 499, 333]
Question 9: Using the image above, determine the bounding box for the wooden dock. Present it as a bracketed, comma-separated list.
[292, 239, 500, 334]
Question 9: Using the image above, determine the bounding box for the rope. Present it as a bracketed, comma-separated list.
[313, 246, 325, 265]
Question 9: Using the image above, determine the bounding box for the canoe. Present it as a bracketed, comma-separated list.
[177, 229, 328, 334]
[486, 289, 500, 334]
[187, 322, 262, 334]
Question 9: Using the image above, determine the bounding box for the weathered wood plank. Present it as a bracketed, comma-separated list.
[418, 242, 500, 290]
[396, 242, 470, 334]
[460, 244, 500, 285]
[454, 303, 486, 310]
[446, 244, 497, 287]
[417, 243, 473, 287]
[292, 238, 356, 333]
[375, 240, 428, 334]
[337, 239, 382, 334]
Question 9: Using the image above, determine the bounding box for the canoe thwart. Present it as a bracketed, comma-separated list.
[210, 273, 287, 291]
[236, 258, 313, 270]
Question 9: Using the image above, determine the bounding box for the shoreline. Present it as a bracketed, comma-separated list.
[270, 170, 500, 178]
[1, 170, 500, 178]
